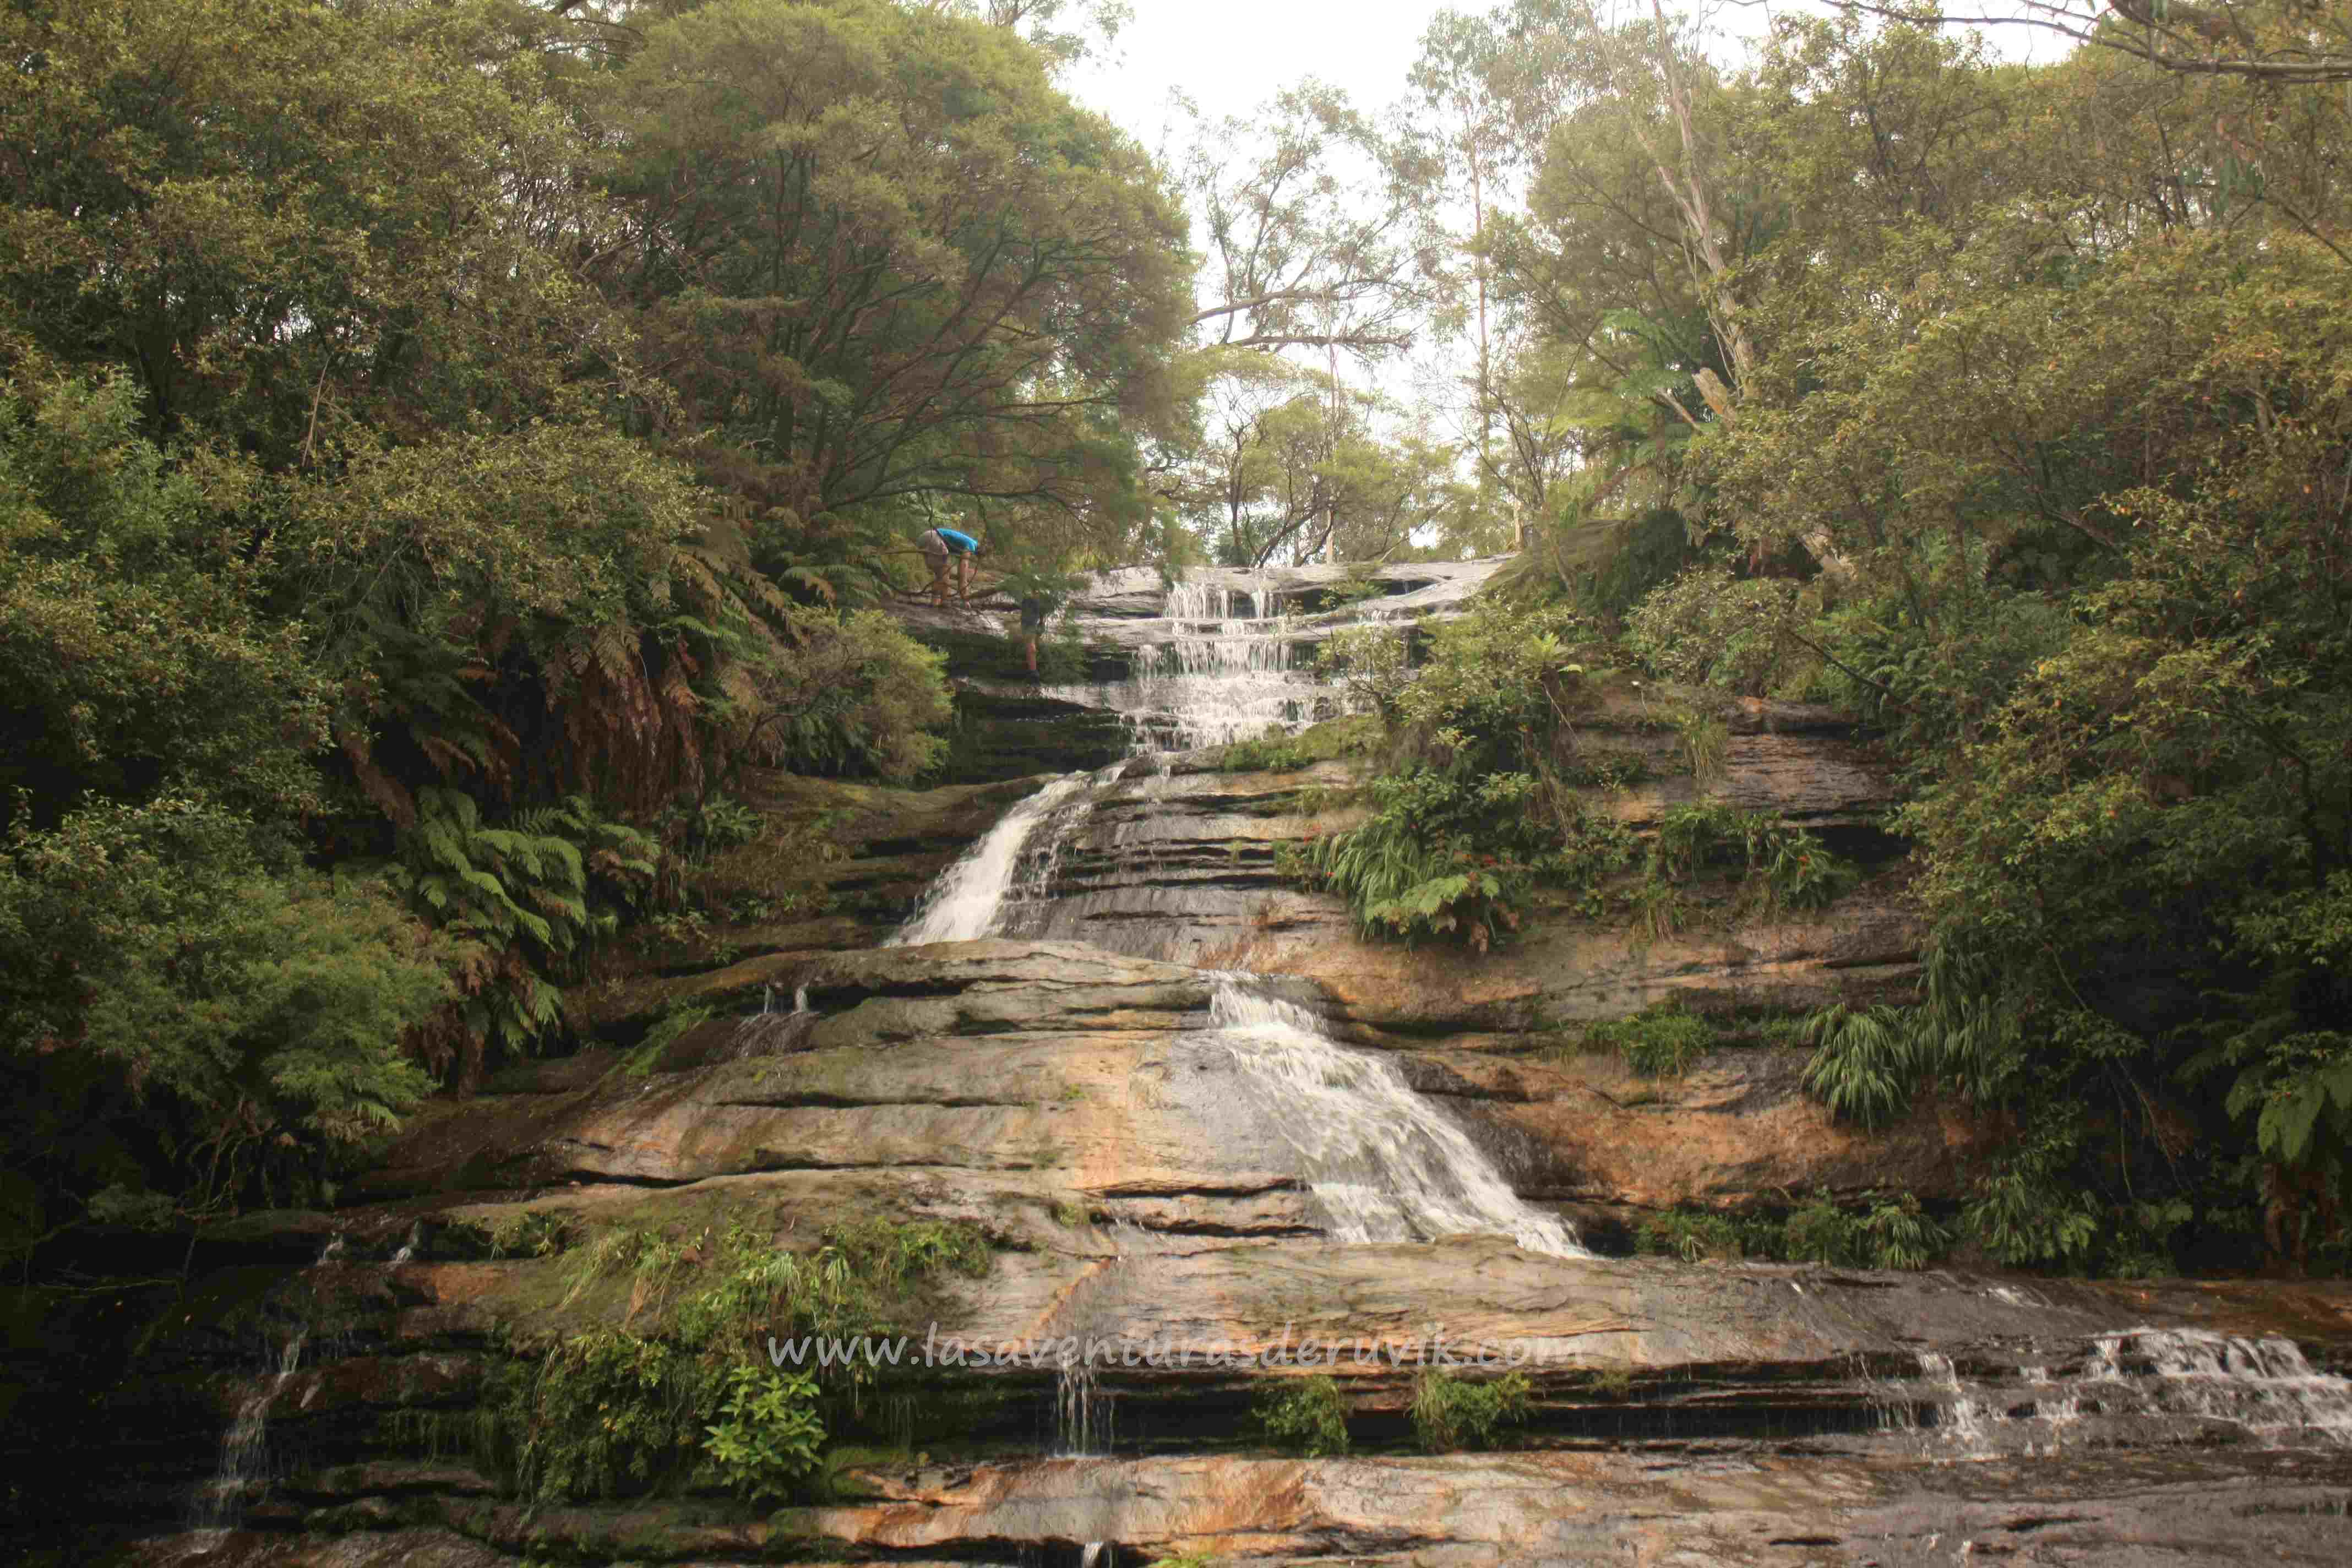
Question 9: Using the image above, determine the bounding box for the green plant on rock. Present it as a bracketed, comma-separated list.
[1408, 1369, 1532, 1452]
[1637, 1193, 1952, 1270]
[1674, 709, 1730, 787]
[701, 1360, 825, 1504]
[1635, 1209, 1776, 1263]
[494, 1217, 994, 1506]
[624, 1004, 715, 1077]
[1253, 1374, 1351, 1457]
[1581, 1003, 1716, 1077]
[390, 786, 661, 1075]
[499, 1327, 711, 1502]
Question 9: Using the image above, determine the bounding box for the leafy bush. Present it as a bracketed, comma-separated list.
[391, 788, 659, 1081]
[703, 1362, 825, 1503]
[1635, 1192, 1952, 1270]
[489, 1218, 993, 1505]
[1254, 1375, 1351, 1456]
[0, 798, 448, 1219]
[1408, 1369, 1532, 1452]
[1580, 1004, 1716, 1078]
[1296, 767, 1556, 950]
[1623, 568, 1808, 696]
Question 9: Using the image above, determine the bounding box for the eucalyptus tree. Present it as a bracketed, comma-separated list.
[603, 0, 1193, 594]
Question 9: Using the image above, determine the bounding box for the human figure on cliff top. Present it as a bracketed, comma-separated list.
[917, 523, 980, 607]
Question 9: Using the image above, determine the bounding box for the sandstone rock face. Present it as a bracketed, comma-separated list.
[85, 949, 2352, 1567]
[375, 941, 1968, 1224]
[71, 571, 2352, 1568]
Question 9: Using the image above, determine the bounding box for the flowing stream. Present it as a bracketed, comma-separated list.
[1205, 974, 1588, 1257]
[889, 566, 1586, 1262]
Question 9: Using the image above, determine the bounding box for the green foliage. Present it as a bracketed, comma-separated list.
[1579, 1004, 1717, 1078]
[1673, 710, 1730, 787]
[1218, 734, 1315, 773]
[1253, 1375, 1351, 1457]
[1297, 768, 1556, 950]
[388, 787, 658, 1074]
[703, 1362, 826, 1504]
[1623, 568, 1810, 698]
[498, 1329, 713, 1503]
[625, 1006, 716, 1078]
[0, 797, 446, 1218]
[1408, 1369, 1532, 1452]
[498, 1217, 992, 1505]
[1635, 1191, 1952, 1270]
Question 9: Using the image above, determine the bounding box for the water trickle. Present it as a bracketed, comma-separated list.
[189, 1232, 344, 1534]
[1055, 1355, 1113, 1457]
[388, 1222, 419, 1267]
[1204, 974, 1588, 1257]
[793, 984, 810, 1014]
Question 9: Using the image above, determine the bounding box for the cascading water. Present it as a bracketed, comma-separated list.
[888, 768, 1111, 944]
[1887, 1331, 2352, 1460]
[1204, 974, 1588, 1258]
[189, 1233, 345, 1534]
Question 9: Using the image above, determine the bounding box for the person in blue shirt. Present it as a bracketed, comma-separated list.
[917, 524, 980, 607]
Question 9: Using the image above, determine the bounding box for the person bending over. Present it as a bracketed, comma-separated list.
[917, 524, 980, 607]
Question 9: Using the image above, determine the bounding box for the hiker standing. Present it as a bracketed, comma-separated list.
[1016, 591, 1053, 677]
[916, 524, 980, 607]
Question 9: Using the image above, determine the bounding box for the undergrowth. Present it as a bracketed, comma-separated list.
[1408, 1368, 1532, 1451]
[1289, 601, 1857, 950]
[417, 1217, 992, 1506]
[1634, 1191, 1952, 1269]
[1253, 1375, 1351, 1456]
[1571, 1002, 1717, 1077]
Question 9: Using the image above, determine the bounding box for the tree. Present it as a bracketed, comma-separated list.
[1179, 82, 1434, 359]
[605, 0, 1192, 574]
[1791, 0, 2352, 88]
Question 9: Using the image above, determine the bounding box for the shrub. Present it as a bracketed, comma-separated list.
[1408, 1369, 1532, 1451]
[1622, 567, 1808, 696]
[1583, 1004, 1716, 1078]
[1254, 1375, 1350, 1457]
[703, 1362, 825, 1503]
[0, 798, 448, 1219]
[492, 1218, 993, 1505]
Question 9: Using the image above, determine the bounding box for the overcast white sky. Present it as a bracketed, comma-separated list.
[1063, 1, 2064, 141]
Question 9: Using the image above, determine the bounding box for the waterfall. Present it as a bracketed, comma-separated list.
[189, 1232, 346, 1533]
[1205, 974, 1588, 1258]
[887, 771, 1093, 944]
[1893, 1331, 2352, 1459]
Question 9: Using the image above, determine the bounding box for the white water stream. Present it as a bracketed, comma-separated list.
[1205, 975, 1589, 1257]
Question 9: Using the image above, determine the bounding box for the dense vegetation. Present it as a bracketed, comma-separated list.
[1306, 1, 2352, 1275]
[0, 0, 1183, 1253]
[6, 0, 2351, 1284]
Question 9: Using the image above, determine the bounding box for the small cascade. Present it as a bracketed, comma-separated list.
[1054, 1355, 1113, 1457]
[1204, 974, 1588, 1258]
[189, 1232, 345, 1533]
[388, 1222, 419, 1267]
[2089, 1327, 2352, 1442]
[889, 770, 1103, 944]
[1112, 574, 1332, 753]
[192, 1327, 310, 1533]
[1917, 1352, 1990, 1452]
[723, 1007, 818, 1061]
[1890, 1332, 2352, 1460]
